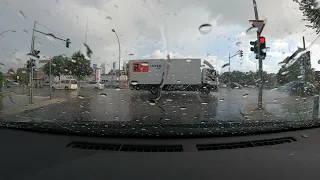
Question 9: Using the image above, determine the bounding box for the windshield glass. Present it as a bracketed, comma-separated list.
[1, 0, 320, 137]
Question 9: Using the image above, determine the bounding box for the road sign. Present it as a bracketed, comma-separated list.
[249, 20, 265, 35]
[39, 59, 50, 63]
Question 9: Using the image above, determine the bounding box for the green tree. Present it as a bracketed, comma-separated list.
[42, 55, 68, 78]
[294, 0, 320, 33]
[0, 71, 4, 88]
[219, 70, 276, 88]
[276, 54, 314, 85]
[67, 51, 93, 79]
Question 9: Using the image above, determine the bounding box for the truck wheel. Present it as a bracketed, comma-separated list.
[150, 86, 159, 94]
[201, 87, 210, 94]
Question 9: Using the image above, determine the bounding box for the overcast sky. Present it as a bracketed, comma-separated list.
[1, 0, 320, 74]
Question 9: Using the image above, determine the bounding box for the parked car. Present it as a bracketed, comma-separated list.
[80, 81, 104, 90]
[104, 81, 120, 88]
[44, 81, 50, 86]
[52, 79, 78, 90]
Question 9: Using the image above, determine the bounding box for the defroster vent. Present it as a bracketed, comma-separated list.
[197, 137, 297, 151]
[67, 141, 183, 152]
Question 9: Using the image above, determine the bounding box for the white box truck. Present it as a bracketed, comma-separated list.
[125, 58, 218, 94]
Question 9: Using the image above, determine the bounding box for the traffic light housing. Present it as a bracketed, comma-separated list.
[250, 40, 258, 54]
[33, 50, 40, 59]
[26, 59, 36, 69]
[259, 36, 266, 59]
[239, 50, 243, 57]
[66, 38, 71, 48]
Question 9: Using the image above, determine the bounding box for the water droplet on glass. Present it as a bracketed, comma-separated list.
[245, 26, 258, 35]
[219, 98, 224, 102]
[83, 43, 93, 58]
[129, 53, 134, 56]
[199, 23, 212, 34]
[201, 102, 208, 105]
[243, 94, 249, 98]
[186, 59, 191, 62]
[301, 134, 308, 138]
[105, 16, 112, 22]
[18, 11, 27, 20]
[180, 107, 187, 110]
[78, 95, 85, 99]
[236, 42, 242, 46]
[177, 80, 181, 83]
[148, 100, 156, 105]
[46, 33, 56, 41]
[52, 63, 56, 67]
[141, 62, 148, 66]
[115, 88, 121, 91]
[113, 4, 119, 10]
[23, 30, 28, 34]
[100, 93, 107, 97]
[166, 99, 173, 102]
[131, 81, 138, 85]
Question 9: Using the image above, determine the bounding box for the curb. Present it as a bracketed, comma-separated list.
[0, 98, 65, 116]
[240, 104, 275, 119]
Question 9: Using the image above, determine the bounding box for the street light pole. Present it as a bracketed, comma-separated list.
[112, 29, 121, 80]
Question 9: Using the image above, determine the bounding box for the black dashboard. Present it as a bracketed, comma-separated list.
[1, 127, 320, 180]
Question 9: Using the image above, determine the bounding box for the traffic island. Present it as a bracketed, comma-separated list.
[0, 95, 65, 116]
[241, 101, 314, 121]
[240, 104, 275, 120]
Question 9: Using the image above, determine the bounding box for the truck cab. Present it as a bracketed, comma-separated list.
[202, 68, 219, 92]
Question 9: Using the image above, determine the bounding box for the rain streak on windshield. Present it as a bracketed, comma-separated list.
[1, 0, 320, 137]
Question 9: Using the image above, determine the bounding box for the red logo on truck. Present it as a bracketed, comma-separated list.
[132, 62, 149, 72]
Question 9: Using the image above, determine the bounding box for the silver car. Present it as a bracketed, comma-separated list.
[80, 81, 104, 90]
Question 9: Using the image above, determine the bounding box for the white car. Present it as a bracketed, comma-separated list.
[52, 79, 78, 91]
[80, 81, 104, 90]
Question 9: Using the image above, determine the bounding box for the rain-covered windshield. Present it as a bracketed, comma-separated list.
[1, 0, 320, 137]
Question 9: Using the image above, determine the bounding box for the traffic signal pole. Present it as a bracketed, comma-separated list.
[29, 21, 36, 104]
[27, 22, 70, 103]
[252, 0, 263, 110]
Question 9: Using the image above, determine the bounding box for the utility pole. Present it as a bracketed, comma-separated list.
[112, 29, 121, 80]
[29, 21, 36, 104]
[252, 0, 263, 110]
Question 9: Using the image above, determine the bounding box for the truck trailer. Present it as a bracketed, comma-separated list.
[125, 58, 219, 94]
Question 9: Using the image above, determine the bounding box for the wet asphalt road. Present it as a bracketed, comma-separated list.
[1, 87, 315, 123]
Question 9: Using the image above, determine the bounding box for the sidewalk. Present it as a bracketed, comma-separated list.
[0, 94, 64, 116]
[240, 95, 315, 121]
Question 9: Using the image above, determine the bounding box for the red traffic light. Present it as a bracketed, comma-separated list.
[259, 37, 265, 43]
